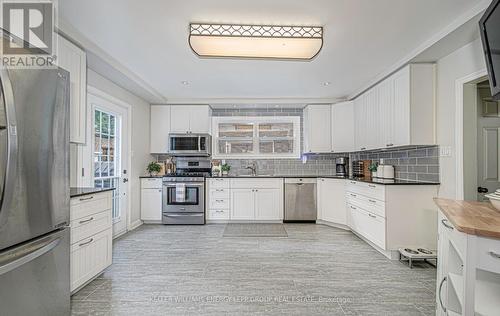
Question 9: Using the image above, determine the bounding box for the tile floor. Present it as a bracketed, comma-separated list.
[71, 224, 437, 315]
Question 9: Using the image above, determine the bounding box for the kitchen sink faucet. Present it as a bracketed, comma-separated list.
[245, 162, 258, 176]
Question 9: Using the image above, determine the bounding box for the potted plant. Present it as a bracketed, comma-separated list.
[147, 161, 161, 176]
[221, 163, 231, 176]
[368, 162, 378, 178]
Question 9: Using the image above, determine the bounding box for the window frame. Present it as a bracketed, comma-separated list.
[212, 116, 301, 159]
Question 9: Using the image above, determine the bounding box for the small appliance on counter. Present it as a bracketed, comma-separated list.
[335, 157, 349, 177]
[162, 157, 211, 225]
[376, 164, 395, 180]
[352, 160, 365, 178]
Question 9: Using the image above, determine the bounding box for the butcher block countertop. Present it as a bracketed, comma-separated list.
[434, 198, 500, 239]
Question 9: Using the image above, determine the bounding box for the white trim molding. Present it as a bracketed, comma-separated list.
[455, 69, 488, 200]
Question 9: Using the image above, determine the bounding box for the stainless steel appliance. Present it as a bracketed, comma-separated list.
[284, 178, 317, 222]
[162, 176, 205, 224]
[169, 133, 211, 156]
[0, 67, 70, 315]
[162, 157, 210, 224]
[335, 157, 349, 177]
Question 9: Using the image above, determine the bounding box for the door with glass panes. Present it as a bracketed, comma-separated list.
[90, 93, 129, 237]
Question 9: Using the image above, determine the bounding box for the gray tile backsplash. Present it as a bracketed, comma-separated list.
[153, 106, 440, 181]
[350, 146, 440, 182]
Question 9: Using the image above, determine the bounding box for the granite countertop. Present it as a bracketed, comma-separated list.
[139, 174, 439, 185]
[208, 175, 440, 185]
[70, 187, 115, 198]
[434, 198, 500, 239]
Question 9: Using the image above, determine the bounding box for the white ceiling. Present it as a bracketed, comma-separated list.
[60, 0, 486, 103]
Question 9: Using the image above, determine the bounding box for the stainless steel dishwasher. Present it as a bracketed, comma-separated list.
[284, 178, 317, 222]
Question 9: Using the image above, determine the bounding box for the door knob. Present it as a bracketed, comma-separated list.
[123, 178, 129, 183]
[478, 187, 489, 193]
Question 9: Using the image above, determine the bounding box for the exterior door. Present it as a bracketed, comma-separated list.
[89, 94, 130, 237]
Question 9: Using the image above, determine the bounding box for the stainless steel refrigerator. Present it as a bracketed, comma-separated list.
[0, 67, 70, 315]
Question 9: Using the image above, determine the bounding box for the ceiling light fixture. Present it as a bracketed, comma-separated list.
[189, 23, 323, 60]
[323, 81, 331, 86]
[181, 81, 189, 85]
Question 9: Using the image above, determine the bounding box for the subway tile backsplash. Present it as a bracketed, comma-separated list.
[153, 106, 440, 182]
[350, 145, 440, 182]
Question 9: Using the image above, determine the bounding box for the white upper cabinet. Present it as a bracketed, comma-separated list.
[170, 105, 211, 134]
[331, 101, 355, 153]
[354, 64, 436, 151]
[150, 105, 171, 153]
[57, 34, 87, 144]
[304, 104, 332, 153]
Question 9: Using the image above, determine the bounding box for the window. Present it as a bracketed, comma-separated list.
[212, 116, 300, 159]
[93, 109, 120, 220]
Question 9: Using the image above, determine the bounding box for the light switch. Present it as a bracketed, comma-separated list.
[440, 146, 452, 157]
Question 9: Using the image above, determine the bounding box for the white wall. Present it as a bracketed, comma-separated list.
[81, 69, 150, 228]
[436, 38, 486, 198]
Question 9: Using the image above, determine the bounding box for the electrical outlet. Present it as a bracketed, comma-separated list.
[440, 146, 452, 157]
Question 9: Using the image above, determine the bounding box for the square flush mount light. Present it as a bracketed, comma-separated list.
[189, 23, 323, 60]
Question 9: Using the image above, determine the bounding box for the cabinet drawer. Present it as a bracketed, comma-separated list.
[231, 178, 282, 189]
[70, 228, 112, 292]
[70, 210, 111, 244]
[209, 188, 230, 199]
[346, 181, 385, 201]
[70, 192, 112, 221]
[476, 236, 500, 274]
[208, 209, 230, 220]
[141, 178, 162, 189]
[208, 178, 230, 189]
[348, 203, 386, 249]
[346, 192, 385, 218]
[210, 197, 230, 210]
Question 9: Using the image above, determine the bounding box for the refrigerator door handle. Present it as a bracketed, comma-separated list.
[0, 69, 19, 227]
[0, 234, 61, 276]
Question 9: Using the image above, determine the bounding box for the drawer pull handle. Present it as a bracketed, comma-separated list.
[368, 199, 376, 203]
[79, 238, 94, 247]
[350, 206, 357, 210]
[386, 143, 394, 147]
[368, 185, 376, 188]
[350, 194, 357, 197]
[489, 251, 500, 259]
[368, 214, 376, 218]
[79, 217, 94, 224]
[438, 276, 447, 312]
[350, 181, 356, 185]
[441, 219, 454, 230]
[79, 196, 94, 201]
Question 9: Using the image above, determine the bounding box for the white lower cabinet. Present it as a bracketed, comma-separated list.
[70, 191, 113, 293]
[70, 228, 112, 292]
[344, 180, 438, 258]
[317, 178, 347, 226]
[207, 178, 283, 221]
[436, 209, 500, 316]
[255, 189, 282, 220]
[231, 189, 255, 220]
[140, 178, 163, 222]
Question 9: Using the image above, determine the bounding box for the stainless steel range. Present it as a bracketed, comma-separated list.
[162, 157, 210, 225]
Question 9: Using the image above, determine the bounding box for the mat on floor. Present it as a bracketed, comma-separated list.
[223, 223, 288, 237]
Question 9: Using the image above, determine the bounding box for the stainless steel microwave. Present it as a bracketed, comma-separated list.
[168, 133, 212, 156]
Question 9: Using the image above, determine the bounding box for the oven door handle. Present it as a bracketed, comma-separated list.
[163, 183, 204, 187]
[164, 213, 203, 217]
[198, 136, 201, 152]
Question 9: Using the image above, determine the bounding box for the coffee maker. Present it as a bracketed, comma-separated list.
[335, 157, 349, 177]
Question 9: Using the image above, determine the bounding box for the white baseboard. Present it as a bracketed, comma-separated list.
[207, 220, 283, 224]
[128, 219, 143, 231]
[142, 220, 162, 224]
[350, 230, 399, 260]
[316, 220, 350, 231]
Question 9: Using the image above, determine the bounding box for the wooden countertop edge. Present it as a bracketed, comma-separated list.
[433, 198, 500, 239]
